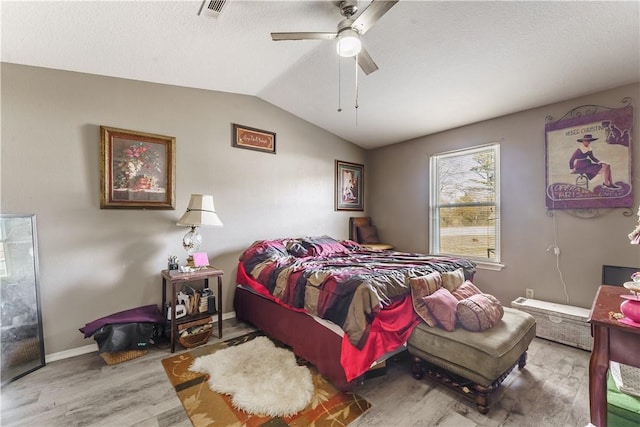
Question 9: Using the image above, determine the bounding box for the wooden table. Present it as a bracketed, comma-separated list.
[161, 267, 223, 352]
[588, 285, 640, 426]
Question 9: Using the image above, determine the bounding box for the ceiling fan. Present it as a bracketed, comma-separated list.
[271, 0, 399, 75]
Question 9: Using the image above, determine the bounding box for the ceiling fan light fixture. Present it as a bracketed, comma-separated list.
[336, 28, 361, 57]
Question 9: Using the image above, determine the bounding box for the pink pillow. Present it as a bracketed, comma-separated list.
[452, 281, 482, 300]
[457, 293, 504, 332]
[422, 288, 459, 332]
[300, 236, 349, 257]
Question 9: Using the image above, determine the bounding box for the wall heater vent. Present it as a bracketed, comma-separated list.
[199, 0, 227, 19]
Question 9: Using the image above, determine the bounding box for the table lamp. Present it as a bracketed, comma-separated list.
[176, 194, 223, 267]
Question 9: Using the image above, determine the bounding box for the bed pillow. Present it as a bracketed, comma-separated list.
[409, 272, 442, 327]
[451, 280, 482, 300]
[239, 238, 289, 262]
[423, 288, 459, 332]
[457, 293, 504, 332]
[357, 225, 380, 244]
[441, 268, 466, 292]
[300, 236, 349, 257]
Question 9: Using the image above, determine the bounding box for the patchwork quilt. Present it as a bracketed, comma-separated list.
[238, 236, 476, 349]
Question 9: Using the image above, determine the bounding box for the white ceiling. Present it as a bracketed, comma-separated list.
[2, 1, 639, 149]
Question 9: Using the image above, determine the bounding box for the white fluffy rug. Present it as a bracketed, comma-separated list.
[189, 336, 314, 417]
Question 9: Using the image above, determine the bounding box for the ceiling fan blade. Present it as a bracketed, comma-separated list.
[356, 46, 378, 75]
[352, 0, 399, 35]
[271, 32, 337, 41]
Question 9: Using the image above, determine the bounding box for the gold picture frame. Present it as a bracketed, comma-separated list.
[100, 126, 176, 209]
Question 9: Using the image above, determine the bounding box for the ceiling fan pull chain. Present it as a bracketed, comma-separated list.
[337, 56, 342, 112]
[355, 54, 359, 125]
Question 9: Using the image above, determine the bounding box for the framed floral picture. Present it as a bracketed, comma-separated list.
[100, 126, 176, 209]
[335, 160, 364, 211]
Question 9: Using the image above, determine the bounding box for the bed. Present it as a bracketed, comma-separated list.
[234, 235, 475, 390]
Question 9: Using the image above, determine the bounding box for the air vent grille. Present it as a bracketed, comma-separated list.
[199, 0, 227, 19]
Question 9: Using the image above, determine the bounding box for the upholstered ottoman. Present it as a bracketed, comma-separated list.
[408, 307, 536, 414]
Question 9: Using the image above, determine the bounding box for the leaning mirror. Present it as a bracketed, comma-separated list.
[1, 214, 45, 385]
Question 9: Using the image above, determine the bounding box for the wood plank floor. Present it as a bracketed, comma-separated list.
[1, 319, 591, 426]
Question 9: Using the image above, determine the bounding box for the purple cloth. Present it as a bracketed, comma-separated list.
[79, 304, 165, 338]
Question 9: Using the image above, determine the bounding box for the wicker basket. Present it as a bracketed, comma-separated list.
[511, 297, 592, 350]
[100, 349, 148, 365]
[3, 338, 41, 366]
[178, 317, 213, 348]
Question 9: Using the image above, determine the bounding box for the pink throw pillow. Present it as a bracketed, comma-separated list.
[452, 281, 482, 301]
[457, 293, 504, 332]
[422, 288, 459, 332]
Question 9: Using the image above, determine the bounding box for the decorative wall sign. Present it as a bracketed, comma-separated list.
[545, 99, 633, 210]
[232, 124, 276, 154]
[100, 126, 176, 209]
[335, 160, 364, 211]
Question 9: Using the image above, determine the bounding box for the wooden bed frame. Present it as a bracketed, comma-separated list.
[234, 285, 356, 390]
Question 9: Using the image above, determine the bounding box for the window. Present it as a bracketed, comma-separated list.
[429, 144, 500, 264]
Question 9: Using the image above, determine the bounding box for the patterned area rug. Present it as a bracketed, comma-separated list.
[161, 331, 371, 427]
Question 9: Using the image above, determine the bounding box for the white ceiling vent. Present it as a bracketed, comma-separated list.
[198, 0, 227, 19]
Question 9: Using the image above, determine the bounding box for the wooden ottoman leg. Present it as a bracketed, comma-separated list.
[518, 351, 528, 370]
[412, 356, 425, 380]
[474, 385, 490, 415]
[408, 349, 530, 415]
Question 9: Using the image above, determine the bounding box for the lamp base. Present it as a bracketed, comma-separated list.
[182, 226, 201, 268]
[185, 255, 195, 268]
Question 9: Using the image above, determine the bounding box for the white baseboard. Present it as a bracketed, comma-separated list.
[45, 311, 237, 363]
[46, 343, 98, 363]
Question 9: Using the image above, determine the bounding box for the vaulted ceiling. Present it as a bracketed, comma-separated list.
[2, 1, 639, 149]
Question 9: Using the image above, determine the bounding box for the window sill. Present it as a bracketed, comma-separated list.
[474, 260, 505, 272]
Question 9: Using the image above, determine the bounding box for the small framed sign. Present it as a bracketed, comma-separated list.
[232, 123, 276, 154]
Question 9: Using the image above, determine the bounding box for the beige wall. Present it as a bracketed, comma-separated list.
[3, 62, 639, 356]
[368, 83, 640, 309]
[1, 63, 366, 355]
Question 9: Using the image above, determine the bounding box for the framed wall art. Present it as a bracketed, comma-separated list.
[545, 101, 633, 211]
[335, 160, 364, 211]
[100, 126, 176, 209]
[232, 123, 276, 154]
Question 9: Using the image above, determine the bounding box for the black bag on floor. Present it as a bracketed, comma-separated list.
[93, 322, 155, 353]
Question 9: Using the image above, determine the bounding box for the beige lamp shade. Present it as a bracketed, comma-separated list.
[176, 194, 223, 227]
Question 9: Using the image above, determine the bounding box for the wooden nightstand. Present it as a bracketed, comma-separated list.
[161, 267, 223, 352]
